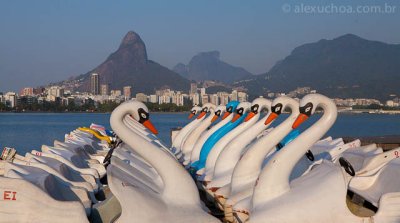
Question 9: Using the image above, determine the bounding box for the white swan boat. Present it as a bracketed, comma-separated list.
[107, 101, 220, 222]
[248, 94, 400, 223]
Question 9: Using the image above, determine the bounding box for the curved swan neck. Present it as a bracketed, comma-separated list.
[189, 112, 232, 163]
[253, 97, 337, 208]
[209, 102, 272, 184]
[231, 100, 299, 182]
[182, 108, 216, 155]
[110, 103, 200, 204]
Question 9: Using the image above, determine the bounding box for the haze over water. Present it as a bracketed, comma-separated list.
[0, 113, 398, 155]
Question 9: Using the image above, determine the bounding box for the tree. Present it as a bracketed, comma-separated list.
[0, 102, 7, 111]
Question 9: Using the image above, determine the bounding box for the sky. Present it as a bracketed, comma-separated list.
[0, 0, 399, 92]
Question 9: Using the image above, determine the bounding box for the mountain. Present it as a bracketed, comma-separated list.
[71, 31, 190, 94]
[235, 34, 400, 101]
[173, 51, 253, 84]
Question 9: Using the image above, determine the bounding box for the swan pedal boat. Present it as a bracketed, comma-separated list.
[247, 94, 400, 223]
[107, 101, 220, 222]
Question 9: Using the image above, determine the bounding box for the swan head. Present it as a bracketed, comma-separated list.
[231, 101, 251, 123]
[119, 100, 159, 134]
[211, 105, 226, 123]
[188, 106, 202, 119]
[292, 93, 337, 129]
[245, 98, 272, 122]
[197, 103, 216, 119]
[265, 96, 299, 125]
[221, 101, 240, 120]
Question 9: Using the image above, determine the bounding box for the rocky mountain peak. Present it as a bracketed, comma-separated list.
[70, 30, 189, 94]
[173, 50, 252, 84]
[119, 31, 144, 48]
[195, 51, 220, 59]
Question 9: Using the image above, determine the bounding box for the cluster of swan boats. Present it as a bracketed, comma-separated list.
[1, 93, 400, 223]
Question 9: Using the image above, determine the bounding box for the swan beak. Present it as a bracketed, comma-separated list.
[188, 113, 195, 119]
[292, 113, 308, 129]
[211, 115, 220, 123]
[129, 115, 135, 120]
[142, 120, 159, 134]
[244, 112, 256, 122]
[221, 112, 230, 120]
[197, 112, 206, 119]
[231, 114, 241, 123]
[265, 112, 279, 125]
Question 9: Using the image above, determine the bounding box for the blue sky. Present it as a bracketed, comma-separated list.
[0, 0, 399, 92]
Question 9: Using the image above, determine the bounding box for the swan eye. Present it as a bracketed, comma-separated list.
[227, 106, 233, 113]
[300, 102, 313, 116]
[137, 108, 149, 123]
[215, 111, 221, 116]
[237, 108, 244, 115]
[272, 103, 283, 115]
[251, 104, 259, 113]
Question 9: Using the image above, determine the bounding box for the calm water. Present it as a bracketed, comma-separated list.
[0, 113, 399, 155]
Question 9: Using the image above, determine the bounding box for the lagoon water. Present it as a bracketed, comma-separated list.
[0, 113, 399, 155]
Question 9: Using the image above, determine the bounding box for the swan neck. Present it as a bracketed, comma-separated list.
[232, 106, 298, 181]
[110, 104, 200, 204]
[253, 100, 337, 207]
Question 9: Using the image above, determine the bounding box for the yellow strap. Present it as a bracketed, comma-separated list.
[78, 127, 112, 144]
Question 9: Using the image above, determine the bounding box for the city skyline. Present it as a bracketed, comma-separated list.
[0, 1, 399, 92]
[2, 80, 399, 112]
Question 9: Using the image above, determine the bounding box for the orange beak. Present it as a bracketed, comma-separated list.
[211, 115, 220, 123]
[222, 112, 230, 120]
[142, 120, 158, 134]
[244, 112, 256, 122]
[292, 113, 309, 129]
[231, 114, 241, 123]
[265, 112, 279, 125]
[197, 112, 206, 119]
[188, 113, 195, 119]
[129, 115, 135, 120]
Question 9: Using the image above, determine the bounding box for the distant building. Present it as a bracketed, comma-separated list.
[0, 94, 4, 104]
[135, 93, 147, 102]
[190, 83, 198, 95]
[149, 95, 158, 103]
[231, 90, 238, 101]
[90, 73, 100, 95]
[110, 90, 122, 97]
[5, 92, 17, 108]
[19, 95, 37, 105]
[33, 87, 44, 95]
[201, 94, 209, 104]
[20, 87, 33, 96]
[238, 92, 248, 102]
[48, 86, 64, 98]
[386, 100, 394, 107]
[200, 88, 206, 96]
[218, 92, 230, 105]
[100, 84, 109, 96]
[159, 95, 171, 104]
[210, 94, 219, 105]
[123, 86, 132, 99]
[174, 92, 184, 106]
[46, 86, 64, 102]
[191, 93, 200, 105]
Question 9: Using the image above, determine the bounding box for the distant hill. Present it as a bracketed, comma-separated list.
[69, 31, 190, 94]
[235, 34, 400, 101]
[173, 51, 253, 84]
